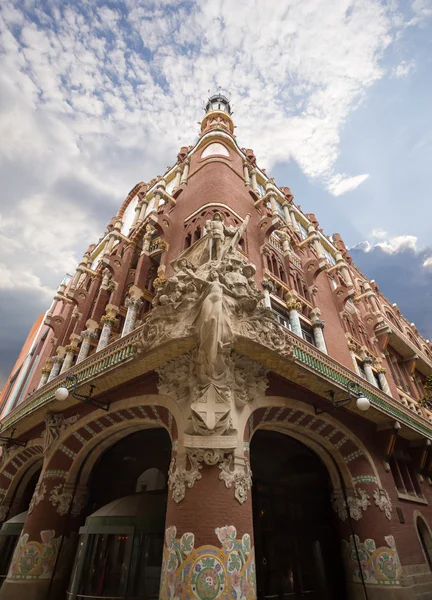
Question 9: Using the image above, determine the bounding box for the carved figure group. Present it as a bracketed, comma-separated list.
[142, 211, 291, 437]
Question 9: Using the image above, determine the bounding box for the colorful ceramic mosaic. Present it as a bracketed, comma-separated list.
[9, 529, 61, 580]
[159, 525, 255, 600]
[342, 534, 402, 586]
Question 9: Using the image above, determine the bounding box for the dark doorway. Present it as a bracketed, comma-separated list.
[251, 430, 346, 599]
[65, 427, 171, 600]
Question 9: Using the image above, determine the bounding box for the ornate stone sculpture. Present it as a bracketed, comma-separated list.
[143, 223, 156, 253]
[274, 225, 292, 253]
[144, 211, 291, 437]
[42, 413, 80, 454]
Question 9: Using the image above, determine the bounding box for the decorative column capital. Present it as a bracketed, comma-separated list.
[81, 330, 98, 341]
[100, 315, 118, 326]
[261, 279, 274, 293]
[64, 345, 78, 354]
[125, 297, 143, 309]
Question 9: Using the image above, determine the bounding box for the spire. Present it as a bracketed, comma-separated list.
[201, 93, 234, 135]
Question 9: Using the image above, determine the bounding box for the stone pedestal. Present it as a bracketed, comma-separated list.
[159, 450, 256, 599]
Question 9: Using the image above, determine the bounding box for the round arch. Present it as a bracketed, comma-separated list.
[239, 396, 382, 489]
[0, 439, 44, 512]
[43, 396, 180, 488]
[414, 510, 432, 570]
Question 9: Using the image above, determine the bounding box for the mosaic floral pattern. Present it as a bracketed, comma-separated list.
[342, 534, 402, 585]
[9, 530, 61, 580]
[159, 525, 255, 600]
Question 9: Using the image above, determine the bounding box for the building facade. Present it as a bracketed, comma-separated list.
[0, 95, 432, 599]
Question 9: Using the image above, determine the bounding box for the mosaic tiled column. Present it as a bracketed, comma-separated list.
[286, 298, 302, 338]
[312, 320, 327, 354]
[377, 369, 391, 396]
[76, 330, 97, 363]
[47, 357, 62, 382]
[0, 470, 88, 600]
[122, 297, 142, 337]
[96, 315, 117, 352]
[363, 357, 377, 387]
[37, 365, 52, 389]
[348, 344, 361, 375]
[60, 345, 78, 374]
[160, 449, 256, 600]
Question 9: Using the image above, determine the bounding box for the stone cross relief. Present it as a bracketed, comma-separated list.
[142, 211, 290, 439]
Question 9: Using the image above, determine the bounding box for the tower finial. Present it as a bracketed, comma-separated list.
[205, 92, 232, 116]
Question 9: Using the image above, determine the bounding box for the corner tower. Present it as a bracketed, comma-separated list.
[0, 97, 432, 600]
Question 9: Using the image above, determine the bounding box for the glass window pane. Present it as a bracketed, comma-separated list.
[128, 533, 164, 599]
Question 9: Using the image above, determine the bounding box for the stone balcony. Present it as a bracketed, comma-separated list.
[2, 313, 432, 442]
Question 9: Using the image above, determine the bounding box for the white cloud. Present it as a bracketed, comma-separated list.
[392, 59, 415, 78]
[375, 235, 418, 253]
[328, 173, 370, 196]
[423, 257, 432, 268]
[351, 233, 419, 254]
[0, 0, 425, 375]
[371, 228, 388, 239]
[0, 263, 53, 297]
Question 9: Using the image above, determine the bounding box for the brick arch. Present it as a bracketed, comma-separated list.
[0, 439, 44, 512]
[43, 396, 180, 485]
[240, 397, 382, 491]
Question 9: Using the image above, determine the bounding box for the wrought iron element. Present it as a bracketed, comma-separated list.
[61, 375, 110, 411]
[0, 426, 27, 447]
[314, 381, 370, 415]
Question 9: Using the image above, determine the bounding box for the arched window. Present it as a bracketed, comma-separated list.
[184, 232, 192, 249]
[417, 516, 432, 570]
[136, 468, 166, 492]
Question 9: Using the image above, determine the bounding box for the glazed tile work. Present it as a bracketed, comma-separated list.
[9, 530, 61, 580]
[159, 525, 256, 600]
[342, 535, 402, 586]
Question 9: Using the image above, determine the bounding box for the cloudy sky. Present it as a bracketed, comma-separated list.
[1, 0, 431, 386]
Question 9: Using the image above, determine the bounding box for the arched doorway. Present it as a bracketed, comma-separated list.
[66, 427, 171, 600]
[417, 516, 432, 570]
[0, 463, 42, 587]
[251, 430, 346, 599]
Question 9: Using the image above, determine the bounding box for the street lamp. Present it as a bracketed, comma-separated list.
[55, 375, 110, 411]
[314, 381, 370, 415]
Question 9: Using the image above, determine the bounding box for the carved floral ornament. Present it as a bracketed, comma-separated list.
[49, 484, 87, 517]
[332, 486, 393, 522]
[168, 449, 252, 505]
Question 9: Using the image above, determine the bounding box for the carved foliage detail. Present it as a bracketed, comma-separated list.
[331, 487, 371, 522]
[373, 488, 392, 521]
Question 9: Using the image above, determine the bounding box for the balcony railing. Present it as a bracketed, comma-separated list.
[2, 311, 432, 440]
[1, 327, 144, 430]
